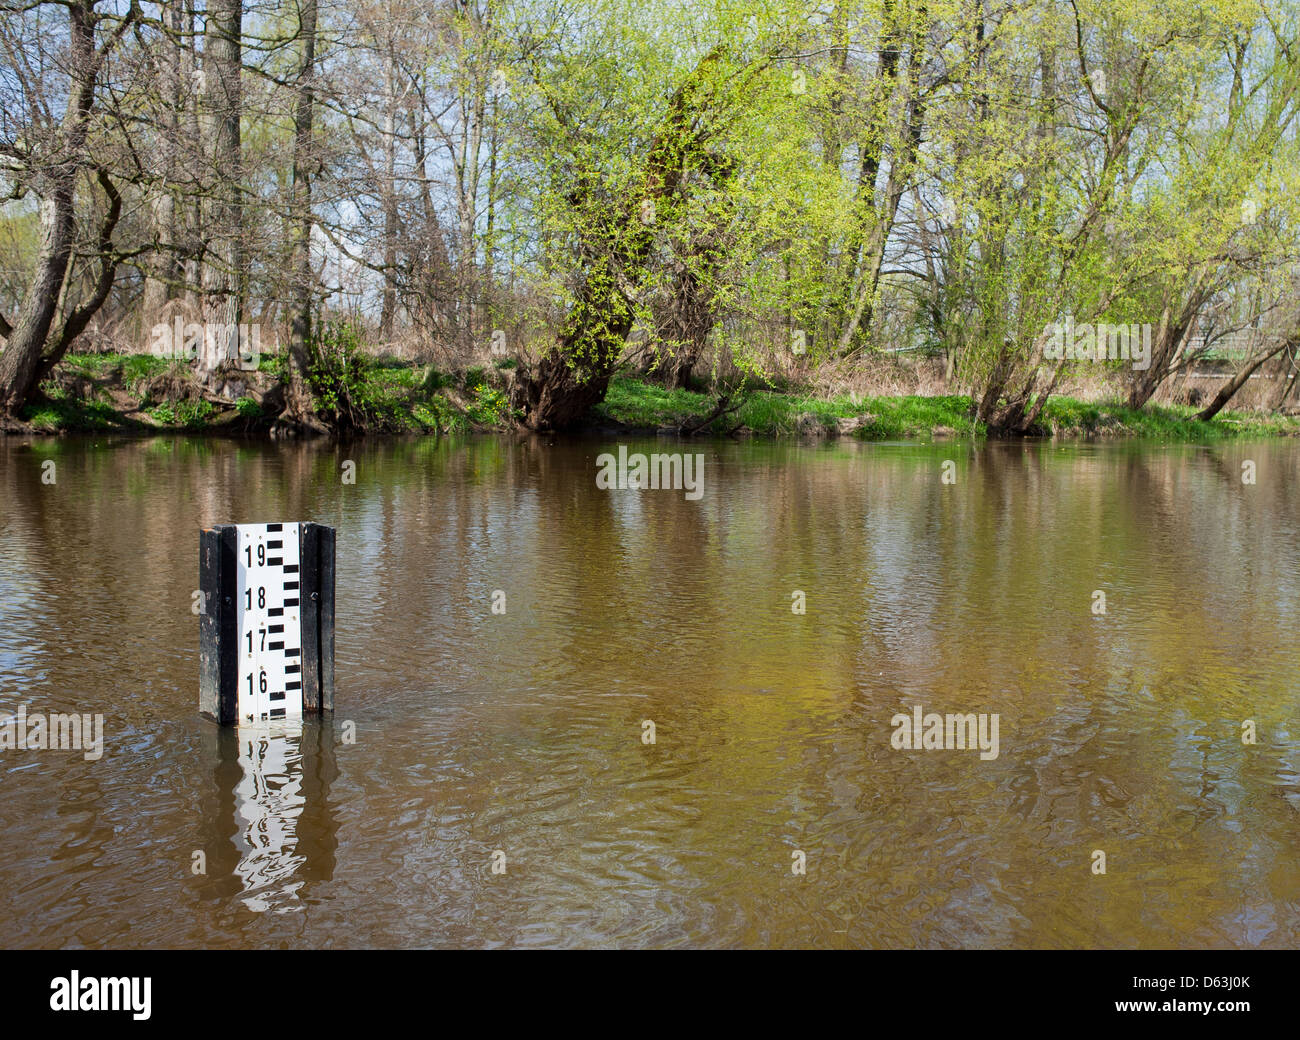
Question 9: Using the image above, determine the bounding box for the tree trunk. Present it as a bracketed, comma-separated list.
[455, 16, 485, 352]
[517, 46, 734, 430]
[1126, 284, 1210, 410]
[516, 252, 635, 430]
[0, 190, 77, 418]
[1195, 337, 1292, 421]
[379, 46, 399, 341]
[0, 1, 109, 418]
[654, 262, 713, 389]
[141, 1, 186, 328]
[1269, 343, 1300, 410]
[200, 0, 244, 376]
[836, 11, 928, 355]
[182, 0, 203, 311]
[830, 0, 901, 341]
[284, 0, 322, 429]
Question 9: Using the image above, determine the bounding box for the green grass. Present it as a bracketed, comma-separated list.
[59, 352, 171, 393]
[146, 400, 215, 428]
[121, 354, 171, 388]
[596, 376, 1300, 440]
[58, 352, 126, 376]
[594, 379, 714, 428]
[731, 389, 980, 437]
[863, 395, 982, 437]
[596, 377, 979, 438]
[1040, 397, 1299, 439]
[22, 395, 124, 433]
[22, 353, 1300, 441]
[367, 363, 419, 389]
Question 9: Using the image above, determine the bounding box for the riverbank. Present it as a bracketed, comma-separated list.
[595, 378, 1300, 440]
[13, 352, 1300, 440]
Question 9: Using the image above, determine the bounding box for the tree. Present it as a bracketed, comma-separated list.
[284, 0, 323, 427]
[0, 0, 138, 419]
[505, 0, 786, 430]
[198, 0, 243, 376]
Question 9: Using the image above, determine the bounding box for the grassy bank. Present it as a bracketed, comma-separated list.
[15, 353, 1300, 440]
[595, 376, 1300, 440]
[19, 352, 515, 435]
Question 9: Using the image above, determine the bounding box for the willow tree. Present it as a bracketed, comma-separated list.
[504, 0, 787, 431]
[1118, 3, 1300, 415]
[929, 0, 1271, 434]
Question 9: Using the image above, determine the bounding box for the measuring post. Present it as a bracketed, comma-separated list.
[199, 522, 335, 725]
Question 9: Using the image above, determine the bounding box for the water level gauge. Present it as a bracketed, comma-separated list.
[237, 523, 303, 722]
[199, 522, 335, 726]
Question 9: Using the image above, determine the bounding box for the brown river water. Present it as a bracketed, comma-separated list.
[1, 434, 1298, 948]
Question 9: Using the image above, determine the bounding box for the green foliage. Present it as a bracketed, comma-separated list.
[419, 366, 453, 391]
[144, 397, 214, 429]
[295, 326, 507, 432]
[305, 320, 395, 430]
[23, 352, 1300, 439]
[257, 350, 289, 383]
[21, 395, 120, 432]
[413, 397, 468, 434]
[7, 0, 1297, 436]
[595, 376, 1297, 440]
[121, 354, 171, 390]
[146, 402, 176, 425]
[466, 384, 517, 426]
[177, 399, 215, 428]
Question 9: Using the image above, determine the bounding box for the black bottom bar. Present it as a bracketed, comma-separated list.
[1, 949, 1291, 1027]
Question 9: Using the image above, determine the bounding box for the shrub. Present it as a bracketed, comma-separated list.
[467, 384, 516, 426]
[176, 398, 215, 429]
[305, 321, 385, 431]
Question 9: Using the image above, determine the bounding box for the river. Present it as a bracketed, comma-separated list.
[1, 434, 1297, 947]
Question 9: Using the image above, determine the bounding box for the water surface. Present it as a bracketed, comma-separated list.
[1, 434, 1297, 948]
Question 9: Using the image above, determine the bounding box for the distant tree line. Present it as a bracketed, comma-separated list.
[1, 0, 1298, 432]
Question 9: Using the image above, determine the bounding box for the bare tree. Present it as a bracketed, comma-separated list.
[198, 0, 243, 376]
[283, 0, 323, 427]
[0, 0, 138, 418]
